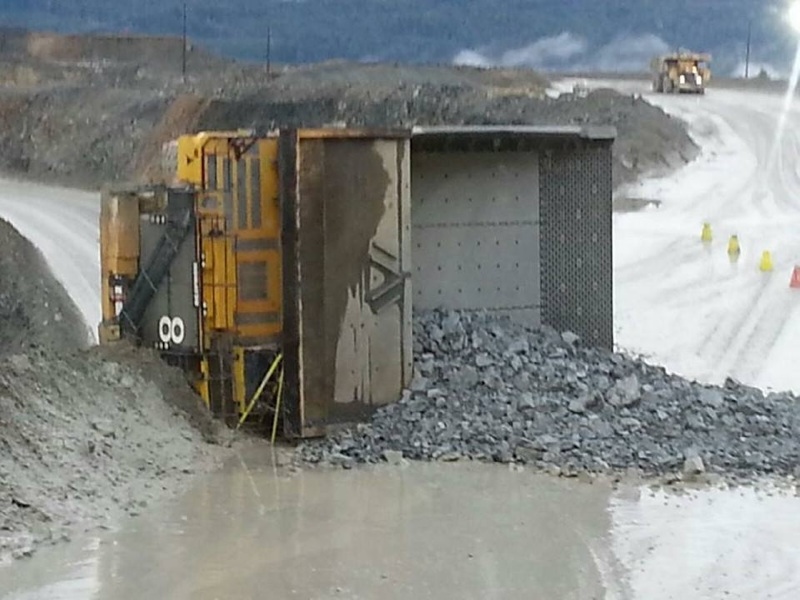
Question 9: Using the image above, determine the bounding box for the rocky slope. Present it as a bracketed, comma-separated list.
[0, 34, 697, 192]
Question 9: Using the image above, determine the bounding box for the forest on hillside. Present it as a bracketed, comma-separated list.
[2, 0, 793, 75]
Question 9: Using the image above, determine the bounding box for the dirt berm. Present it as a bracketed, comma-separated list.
[0, 32, 697, 192]
[0, 217, 229, 564]
[0, 214, 86, 355]
[198, 74, 698, 189]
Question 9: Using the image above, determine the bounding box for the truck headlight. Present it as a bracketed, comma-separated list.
[679, 74, 686, 84]
[696, 75, 703, 85]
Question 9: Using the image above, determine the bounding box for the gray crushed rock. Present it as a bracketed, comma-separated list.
[199, 85, 698, 189]
[297, 309, 800, 480]
[0, 348, 228, 563]
[0, 216, 88, 356]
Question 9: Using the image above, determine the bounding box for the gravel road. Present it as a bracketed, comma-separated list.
[557, 79, 800, 394]
[0, 179, 100, 343]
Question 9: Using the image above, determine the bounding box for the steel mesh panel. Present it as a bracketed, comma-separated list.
[539, 143, 613, 348]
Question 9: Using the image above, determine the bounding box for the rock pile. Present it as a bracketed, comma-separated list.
[0, 217, 88, 356]
[0, 347, 226, 562]
[200, 85, 697, 189]
[297, 310, 800, 480]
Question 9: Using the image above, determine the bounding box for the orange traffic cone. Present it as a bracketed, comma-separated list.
[790, 266, 800, 289]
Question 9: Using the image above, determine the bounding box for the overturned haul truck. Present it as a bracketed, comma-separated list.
[98, 126, 615, 438]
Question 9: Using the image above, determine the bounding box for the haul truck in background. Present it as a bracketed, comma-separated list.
[98, 125, 616, 440]
[651, 51, 711, 94]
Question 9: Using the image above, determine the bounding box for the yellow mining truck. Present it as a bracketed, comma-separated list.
[97, 125, 617, 439]
[99, 128, 414, 438]
[651, 52, 711, 94]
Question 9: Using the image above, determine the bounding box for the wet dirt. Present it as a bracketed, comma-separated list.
[0, 447, 612, 599]
[0, 346, 228, 565]
[0, 212, 229, 565]
[1, 447, 799, 599]
[611, 483, 800, 599]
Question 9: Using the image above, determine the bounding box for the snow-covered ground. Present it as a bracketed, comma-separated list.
[609, 483, 800, 599]
[557, 78, 800, 394]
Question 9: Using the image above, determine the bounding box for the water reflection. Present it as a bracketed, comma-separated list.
[3, 449, 800, 600]
[0, 450, 612, 599]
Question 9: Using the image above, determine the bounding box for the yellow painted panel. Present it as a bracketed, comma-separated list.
[99, 190, 140, 323]
[187, 133, 283, 349]
[238, 323, 281, 342]
[298, 128, 407, 140]
[199, 214, 236, 339]
[176, 134, 203, 185]
[235, 252, 281, 340]
[258, 138, 280, 238]
[228, 138, 282, 342]
[177, 132, 238, 185]
[197, 358, 210, 408]
[233, 346, 246, 414]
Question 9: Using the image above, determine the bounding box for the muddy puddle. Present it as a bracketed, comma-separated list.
[1, 447, 799, 599]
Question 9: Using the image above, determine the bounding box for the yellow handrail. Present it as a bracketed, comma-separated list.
[236, 353, 282, 429]
[270, 366, 285, 445]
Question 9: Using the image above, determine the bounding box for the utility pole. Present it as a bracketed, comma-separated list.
[745, 19, 752, 79]
[266, 26, 272, 78]
[181, 1, 187, 80]
[265, 0, 273, 79]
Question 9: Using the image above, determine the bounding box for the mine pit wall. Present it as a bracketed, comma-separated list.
[282, 126, 614, 437]
[24, 32, 188, 64]
[410, 127, 615, 349]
